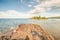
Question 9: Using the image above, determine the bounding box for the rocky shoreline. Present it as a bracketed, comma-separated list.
[0, 24, 55, 40]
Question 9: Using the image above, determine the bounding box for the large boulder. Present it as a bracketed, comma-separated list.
[9, 24, 55, 40]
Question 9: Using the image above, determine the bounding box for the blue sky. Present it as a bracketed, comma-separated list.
[0, 0, 37, 12]
[0, 0, 60, 18]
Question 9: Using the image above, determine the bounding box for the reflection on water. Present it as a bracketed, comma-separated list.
[0, 19, 60, 39]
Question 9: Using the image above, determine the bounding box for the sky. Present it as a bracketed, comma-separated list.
[0, 0, 60, 18]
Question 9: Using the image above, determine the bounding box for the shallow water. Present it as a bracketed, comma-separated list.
[0, 18, 30, 32]
[28, 19, 60, 40]
[0, 18, 60, 39]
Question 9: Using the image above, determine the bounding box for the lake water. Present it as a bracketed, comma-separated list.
[0, 18, 60, 39]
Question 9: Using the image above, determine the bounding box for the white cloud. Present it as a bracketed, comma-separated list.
[0, 0, 60, 18]
[40, 13, 60, 17]
[28, 4, 32, 7]
[0, 10, 36, 18]
[28, 0, 60, 14]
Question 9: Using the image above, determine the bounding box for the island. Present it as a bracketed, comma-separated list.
[48, 16, 60, 19]
[31, 16, 48, 20]
[30, 16, 60, 20]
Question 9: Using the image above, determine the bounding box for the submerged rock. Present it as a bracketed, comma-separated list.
[0, 24, 55, 40]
